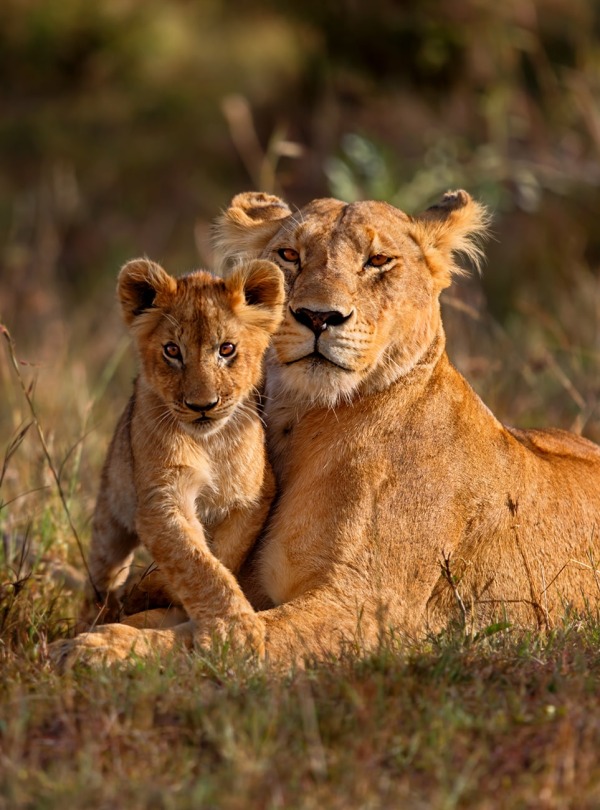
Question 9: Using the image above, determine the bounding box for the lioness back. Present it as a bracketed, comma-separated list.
[507, 426, 600, 461]
[87, 257, 284, 619]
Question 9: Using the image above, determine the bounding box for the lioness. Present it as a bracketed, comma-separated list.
[53, 190, 600, 667]
[87, 257, 284, 624]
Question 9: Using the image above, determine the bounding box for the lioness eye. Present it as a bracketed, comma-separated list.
[219, 342, 236, 358]
[163, 342, 181, 360]
[277, 248, 299, 263]
[366, 254, 390, 268]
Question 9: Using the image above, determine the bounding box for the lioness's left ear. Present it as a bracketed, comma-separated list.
[410, 190, 490, 289]
[226, 259, 285, 334]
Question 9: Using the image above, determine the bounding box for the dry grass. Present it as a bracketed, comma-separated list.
[2, 592, 600, 808]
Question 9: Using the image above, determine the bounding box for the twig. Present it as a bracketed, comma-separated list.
[1, 421, 32, 489]
[509, 498, 549, 631]
[0, 323, 100, 600]
[440, 551, 469, 632]
[0, 485, 51, 513]
[221, 94, 303, 193]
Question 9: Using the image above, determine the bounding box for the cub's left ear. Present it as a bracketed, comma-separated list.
[410, 190, 490, 289]
[226, 259, 285, 334]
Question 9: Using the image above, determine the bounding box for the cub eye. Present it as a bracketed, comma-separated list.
[366, 254, 390, 268]
[277, 248, 300, 263]
[163, 342, 181, 360]
[219, 342, 236, 358]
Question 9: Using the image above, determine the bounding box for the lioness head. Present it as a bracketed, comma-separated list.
[118, 258, 284, 434]
[215, 190, 489, 406]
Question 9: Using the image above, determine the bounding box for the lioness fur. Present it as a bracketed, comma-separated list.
[86, 257, 284, 623]
[53, 190, 600, 668]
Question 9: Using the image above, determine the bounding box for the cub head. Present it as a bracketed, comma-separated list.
[215, 190, 489, 406]
[118, 257, 284, 435]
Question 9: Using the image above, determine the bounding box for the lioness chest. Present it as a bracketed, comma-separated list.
[259, 401, 402, 604]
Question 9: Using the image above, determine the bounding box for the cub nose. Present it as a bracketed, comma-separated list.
[291, 307, 352, 335]
[184, 398, 220, 413]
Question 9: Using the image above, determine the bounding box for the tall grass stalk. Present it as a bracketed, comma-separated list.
[0, 323, 99, 600]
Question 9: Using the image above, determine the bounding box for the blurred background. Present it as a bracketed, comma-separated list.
[1, 0, 600, 528]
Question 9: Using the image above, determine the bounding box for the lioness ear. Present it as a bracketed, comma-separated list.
[213, 192, 292, 273]
[410, 190, 490, 289]
[226, 259, 285, 334]
[118, 258, 177, 326]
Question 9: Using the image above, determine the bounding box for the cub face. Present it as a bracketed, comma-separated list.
[215, 191, 488, 406]
[118, 258, 284, 435]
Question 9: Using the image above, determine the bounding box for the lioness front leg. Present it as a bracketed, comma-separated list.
[137, 489, 379, 663]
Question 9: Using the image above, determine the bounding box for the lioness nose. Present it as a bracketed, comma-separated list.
[184, 398, 220, 413]
[291, 307, 351, 335]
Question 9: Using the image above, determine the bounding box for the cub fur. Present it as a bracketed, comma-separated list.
[87, 257, 284, 619]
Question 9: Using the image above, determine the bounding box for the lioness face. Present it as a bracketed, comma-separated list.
[216, 191, 487, 406]
[118, 259, 284, 435]
[263, 199, 441, 404]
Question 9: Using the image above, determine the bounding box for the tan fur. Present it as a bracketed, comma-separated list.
[86, 257, 284, 623]
[52, 191, 600, 669]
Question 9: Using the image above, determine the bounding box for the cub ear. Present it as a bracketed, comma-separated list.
[226, 259, 285, 334]
[410, 190, 490, 289]
[118, 258, 177, 326]
[213, 192, 292, 273]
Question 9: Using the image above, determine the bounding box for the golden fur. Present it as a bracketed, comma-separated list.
[85, 257, 284, 623]
[52, 190, 600, 668]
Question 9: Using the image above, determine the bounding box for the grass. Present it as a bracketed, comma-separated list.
[2, 598, 600, 808]
[2, 142, 600, 808]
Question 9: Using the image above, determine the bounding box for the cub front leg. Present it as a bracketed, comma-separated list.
[135, 471, 266, 655]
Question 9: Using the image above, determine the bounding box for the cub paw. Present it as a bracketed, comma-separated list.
[48, 624, 146, 672]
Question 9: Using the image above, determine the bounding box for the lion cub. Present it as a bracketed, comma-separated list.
[87, 257, 284, 619]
